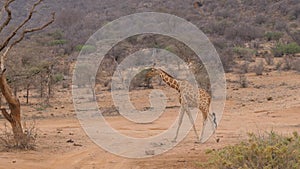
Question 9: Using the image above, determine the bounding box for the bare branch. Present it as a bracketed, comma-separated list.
[0, 12, 55, 70]
[0, 0, 14, 33]
[0, 0, 55, 70]
[0, 108, 13, 123]
[10, 12, 55, 48]
[0, 0, 43, 52]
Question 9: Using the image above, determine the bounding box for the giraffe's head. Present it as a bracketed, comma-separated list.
[145, 68, 160, 78]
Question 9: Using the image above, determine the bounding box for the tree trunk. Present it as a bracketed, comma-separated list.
[40, 75, 44, 98]
[26, 84, 29, 104]
[0, 69, 25, 147]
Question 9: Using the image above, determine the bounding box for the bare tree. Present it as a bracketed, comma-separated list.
[0, 0, 54, 148]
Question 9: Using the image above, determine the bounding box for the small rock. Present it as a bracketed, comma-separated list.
[66, 139, 74, 143]
[12, 160, 16, 163]
[145, 150, 155, 155]
[177, 159, 186, 162]
[73, 143, 82, 147]
[267, 97, 273, 101]
[69, 132, 74, 135]
[61, 105, 65, 109]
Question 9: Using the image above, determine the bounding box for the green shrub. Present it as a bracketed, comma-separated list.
[233, 47, 256, 61]
[233, 47, 256, 55]
[272, 42, 300, 57]
[53, 73, 64, 83]
[48, 30, 63, 40]
[264, 32, 283, 41]
[75, 45, 96, 53]
[48, 39, 67, 46]
[204, 131, 300, 169]
[28, 66, 41, 75]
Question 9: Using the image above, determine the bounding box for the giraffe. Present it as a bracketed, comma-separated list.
[146, 67, 217, 143]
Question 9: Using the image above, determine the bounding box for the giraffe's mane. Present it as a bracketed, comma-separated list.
[157, 68, 174, 78]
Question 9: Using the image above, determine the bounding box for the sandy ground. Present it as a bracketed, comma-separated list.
[0, 71, 299, 169]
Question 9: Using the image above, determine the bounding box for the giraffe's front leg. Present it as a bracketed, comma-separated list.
[172, 108, 184, 143]
[186, 108, 200, 143]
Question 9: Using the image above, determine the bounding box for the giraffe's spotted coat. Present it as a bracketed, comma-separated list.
[146, 68, 216, 142]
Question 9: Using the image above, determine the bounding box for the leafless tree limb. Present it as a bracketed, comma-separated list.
[0, 0, 44, 52]
[10, 12, 55, 48]
[0, 0, 14, 33]
[0, 108, 13, 123]
[0, 0, 55, 70]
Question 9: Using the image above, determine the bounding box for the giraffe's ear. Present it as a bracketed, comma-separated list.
[152, 63, 156, 68]
[187, 60, 195, 68]
[199, 64, 204, 69]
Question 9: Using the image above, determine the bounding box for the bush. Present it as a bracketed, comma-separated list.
[272, 42, 300, 57]
[233, 47, 256, 55]
[48, 30, 63, 40]
[264, 32, 283, 41]
[288, 5, 300, 20]
[219, 48, 235, 72]
[283, 56, 293, 70]
[53, 73, 64, 83]
[225, 23, 264, 42]
[0, 122, 37, 150]
[233, 47, 256, 61]
[204, 131, 300, 169]
[292, 58, 300, 72]
[239, 74, 248, 88]
[48, 39, 67, 46]
[264, 54, 274, 65]
[240, 61, 250, 73]
[207, 21, 230, 35]
[75, 45, 96, 54]
[254, 14, 267, 25]
[274, 21, 287, 31]
[254, 60, 264, 75]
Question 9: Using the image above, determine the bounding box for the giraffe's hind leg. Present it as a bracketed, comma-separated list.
[199, 106, 219, 142]
[186, 108, 200, 143]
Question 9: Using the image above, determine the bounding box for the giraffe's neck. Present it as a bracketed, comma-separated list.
[158, 69, 180, 92]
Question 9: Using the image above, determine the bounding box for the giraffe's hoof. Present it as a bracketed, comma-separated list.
[194, 140, 201, 144]
[171, 139, 177, 143]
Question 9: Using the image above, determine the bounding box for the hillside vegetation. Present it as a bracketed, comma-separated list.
[1, 0, 299, 104]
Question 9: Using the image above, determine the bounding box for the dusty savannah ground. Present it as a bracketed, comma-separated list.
[0, 70, 299, 169]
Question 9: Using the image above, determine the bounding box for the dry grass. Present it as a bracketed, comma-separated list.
[0, 121, 38, 150]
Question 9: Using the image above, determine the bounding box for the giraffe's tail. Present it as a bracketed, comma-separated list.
[211, 112, 217, 129]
